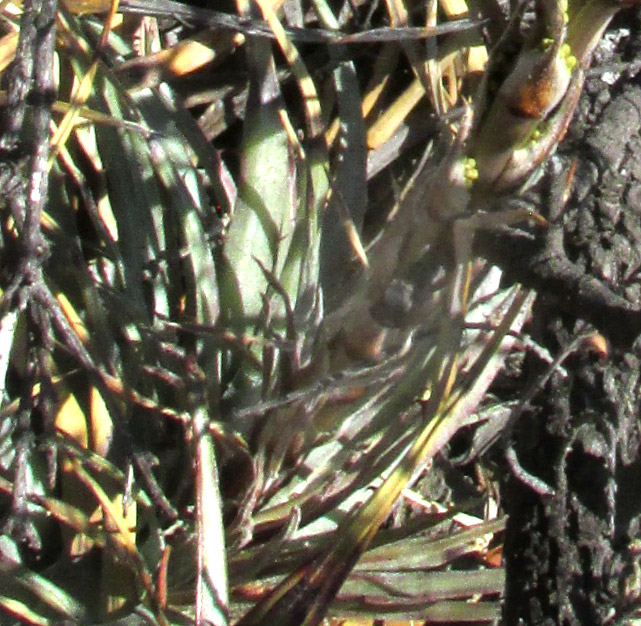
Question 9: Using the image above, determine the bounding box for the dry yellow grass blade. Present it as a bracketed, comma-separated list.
[71, 460, 167, 624]
[61, 0, 113, 13]
[366, 78, 425, 150]
[325, 46, 397, 146]
[160, 32, 239, 76]
[323, 184, 369, 269]
[439, 0, 469, 17]
[361, 0, 486, 150]
[0, 29, 18, 73]
[56, 390, 98, 558]
[50, 102, 151, 135]
[49, 0, 121, 166]
[467, 45, 489, 73]
[56, 391, 90, 449]
[0, 0, 20, 18]
[118, 29, 243, 90]
[254, 0, 324, 141]
[55, 292, 89, 345]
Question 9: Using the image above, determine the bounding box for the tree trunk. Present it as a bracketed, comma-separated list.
[502, 11, 641, 625]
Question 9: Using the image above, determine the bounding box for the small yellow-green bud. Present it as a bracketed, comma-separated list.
[541, 37, 555, 52]
[560, 0, 569, 22]
[463, 157, 479, 186]
[560, 43, 577, 70]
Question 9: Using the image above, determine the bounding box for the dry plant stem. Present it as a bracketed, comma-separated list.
[0, 0, 57, 264]
[0, 0, 58, 546]
[116, 0, 483, 44]
[0, 0, 177, 547]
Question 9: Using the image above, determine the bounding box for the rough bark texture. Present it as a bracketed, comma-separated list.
[500, 12, 641, 625]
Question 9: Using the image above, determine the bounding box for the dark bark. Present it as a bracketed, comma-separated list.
[503, 342, 641, 625]
[493, 11, 641, 625]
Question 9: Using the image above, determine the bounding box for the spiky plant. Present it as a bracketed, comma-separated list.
[0, 0, 627, 625]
